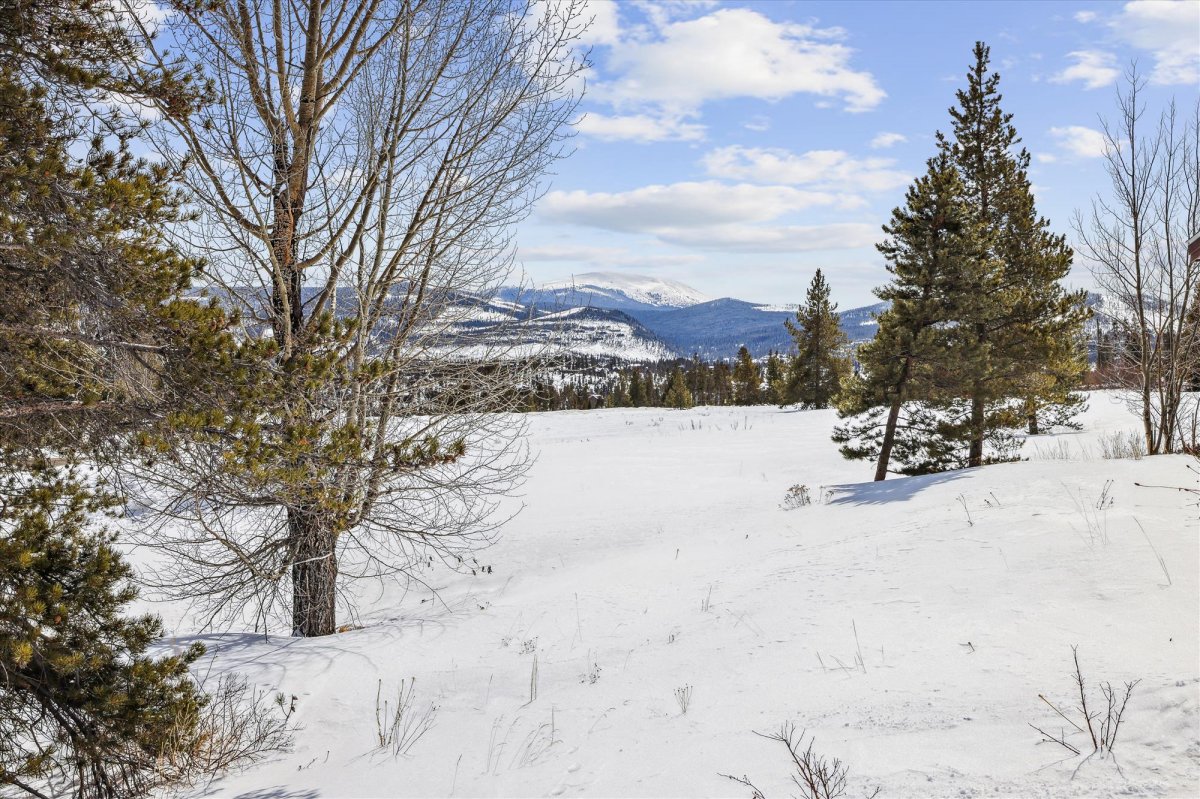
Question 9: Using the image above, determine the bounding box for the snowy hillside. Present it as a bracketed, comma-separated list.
[148, 393, 1198, 798]
[541, 272, 711, 309]
[437, 302, 677, 362]
[500, 272, 710, 313]
[446, 305, 678, 362]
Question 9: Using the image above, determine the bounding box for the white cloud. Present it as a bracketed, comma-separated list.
[540, 181, 862, 233]
[657, 222, 880, 253]
[579, 0, 621, 47]
[537, 182, 877, 252]
[1049, 125, 1108, 158]
[1074, 10, 1098, 23]
[1035, 152, 1058, 164]
[1111, 0, 1200, 85]
[518, 244, 703, 268]
[702, 146, 909, 193]
[576, 111, 704, 142]
[744, 115, 771, 132]
[869, 132, 907, 149]
[592, 8, 885, 115]
[1051, 50, 1119, 89]
[630, 0, 718, 30]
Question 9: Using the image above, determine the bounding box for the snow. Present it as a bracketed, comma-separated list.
[542, 272, 711, 308]
[152, 393, 1198, 797]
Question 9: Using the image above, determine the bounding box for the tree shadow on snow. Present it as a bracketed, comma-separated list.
[232, 789, 321, 799]
[826, 469, 971, 505]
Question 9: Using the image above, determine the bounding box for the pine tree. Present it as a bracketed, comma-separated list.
[629, 369, 645, 407]
[784, 270, 851, 408]
[764, 351, 787, 406]
[939, 42, 1089, 465]
[732, 346, 762, 405]
[609, 374, 631, 408]
[0, 5, 241, 794]
[833, 153, 987, 479]
[662, 367, 694, 409]
[0, 471, 207, 797]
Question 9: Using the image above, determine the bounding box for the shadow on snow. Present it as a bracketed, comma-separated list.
[827, 469, 972, 506]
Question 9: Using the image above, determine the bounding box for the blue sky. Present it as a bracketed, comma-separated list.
[516, 0, 1200, 307]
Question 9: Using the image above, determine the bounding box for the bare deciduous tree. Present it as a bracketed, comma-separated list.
[120, 0, 585, 635]
[1075, 65, 1200, 454]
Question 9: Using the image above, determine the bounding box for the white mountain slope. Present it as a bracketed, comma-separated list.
[541, 272, 711, 309]
[440, 305, 678, 362]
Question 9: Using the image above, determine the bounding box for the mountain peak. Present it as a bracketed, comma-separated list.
[540, 272, 710, 309]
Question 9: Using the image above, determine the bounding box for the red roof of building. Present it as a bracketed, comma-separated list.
[1190, 231, 1200, 262]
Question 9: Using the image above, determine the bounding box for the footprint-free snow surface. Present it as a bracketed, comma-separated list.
[160, 393, 1198, 798]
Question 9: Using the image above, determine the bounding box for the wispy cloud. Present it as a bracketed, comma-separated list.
[518, 244, 702, 268]
[577, 112, 704, 143]
[1051, 50, 1119, 89]
[869, 132, 907, 149]
[702, 146, 909, 193]
[1110, 0, 1200, 85]
[1049, 125, 1108, 158]
[538, 182, 874, 252]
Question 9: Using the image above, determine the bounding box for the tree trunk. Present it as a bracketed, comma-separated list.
[289, 509, 338, 637]
[875, 394, 904, 482]
[968, 391, 985, 467]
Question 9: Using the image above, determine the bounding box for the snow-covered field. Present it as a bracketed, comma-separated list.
[158, 392, 1198, 798]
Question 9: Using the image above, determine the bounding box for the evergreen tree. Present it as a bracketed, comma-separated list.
[938, 42, 1089, 465]
[783, 270, 851, 408]
[662, 367, 694, 409]
[0, 16, 212, 451]
[629, 369, 645, 407]
[732, 346, 762, 405]
[609, 374, 631, 408]
[713, 361, 734, 405]
[1018, 325, 1090, 434]
[764, 351, 787, 406]
[0, 5, 239, 794]
[1, 470, 206, 798]
[833, 153, 987, 479]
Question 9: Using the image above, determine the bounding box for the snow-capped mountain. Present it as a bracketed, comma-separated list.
[491, 273, 894, 359]
[499, 272, 710, 312]
[207, 279, 1111, 365]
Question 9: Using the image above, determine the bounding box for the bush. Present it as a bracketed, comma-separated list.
[721, 722, 875, 799]
[1030, 646, 1139, 756]
[781, 485, 812, 509]
[1098, 430, 1145, 460]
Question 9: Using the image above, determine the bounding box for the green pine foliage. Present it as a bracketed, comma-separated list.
[834, 153, 988, 479]
[783, 269, 851, 408]
[0, 0, 217, 454]
[0, 4, 252, 796]
[0, 469, 205, 798]
[732, 346, 762, 405]
[833, 42, 1089, 478]
[662, 367, 694, 409]
[764, 351, 787, 405]
[937, 42, 1090, 465]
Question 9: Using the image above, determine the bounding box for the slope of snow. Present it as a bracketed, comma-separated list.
[152, 394, 1197, 798]
[542, 272, 710, 308]
[436, 306, 677, 362]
